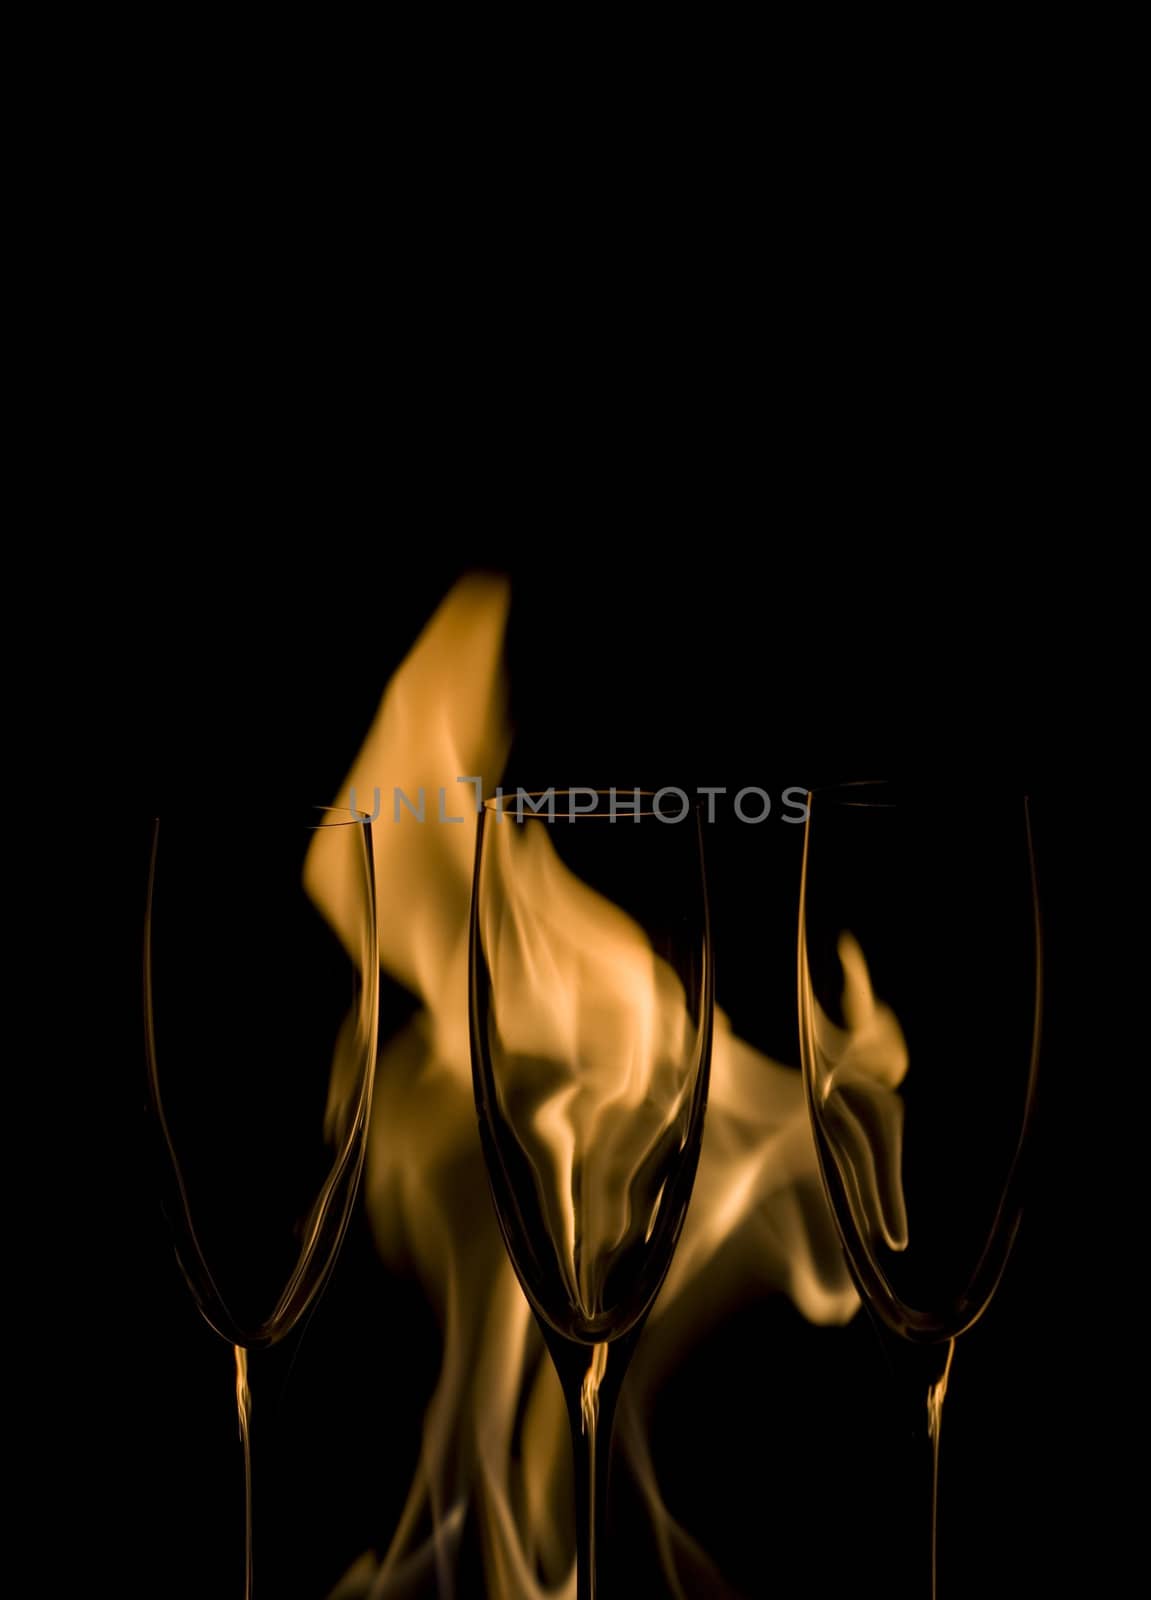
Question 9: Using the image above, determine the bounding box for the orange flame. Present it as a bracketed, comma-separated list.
[310, 576, 859, 1600]
[800, 929, 910, 1255]
[479, 816, 701, 1328]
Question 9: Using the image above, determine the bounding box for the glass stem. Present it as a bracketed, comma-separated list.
[571, 1342, 615, 1600]
[544, 1322, 640, 1600]
[925, 1338, 954, 1600]
[234, 1345, 254, 1600]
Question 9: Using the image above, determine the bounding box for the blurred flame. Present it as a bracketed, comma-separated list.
[312, 576, 859, 1600]
[480, 818, 697, 1325]
[801, 930, 910, 1254]
[580, 1344, 609, 1436]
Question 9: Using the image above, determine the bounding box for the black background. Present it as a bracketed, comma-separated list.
[82, 545, 1114, 1599]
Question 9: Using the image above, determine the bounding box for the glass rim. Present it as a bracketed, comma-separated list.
[807, 779, 1033, 809]
[152, 804, 373, 829]
[482, 789, 708, 820]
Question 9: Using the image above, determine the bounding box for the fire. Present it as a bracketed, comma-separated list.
[477, 814, 701, 1329]
[799, 929, 910, 1255]
[311, 576, 859, 1600]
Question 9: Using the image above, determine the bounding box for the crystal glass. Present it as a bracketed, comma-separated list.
[798, 782, 1041, 1596]
[144, 806, 378, 1598]
[470, 791, 713, 1599]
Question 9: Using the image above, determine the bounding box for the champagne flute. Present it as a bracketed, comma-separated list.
[469, 791, 713, 1599]
[797, 782, 1041, 1596]
[144, 806, 378, 1599]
